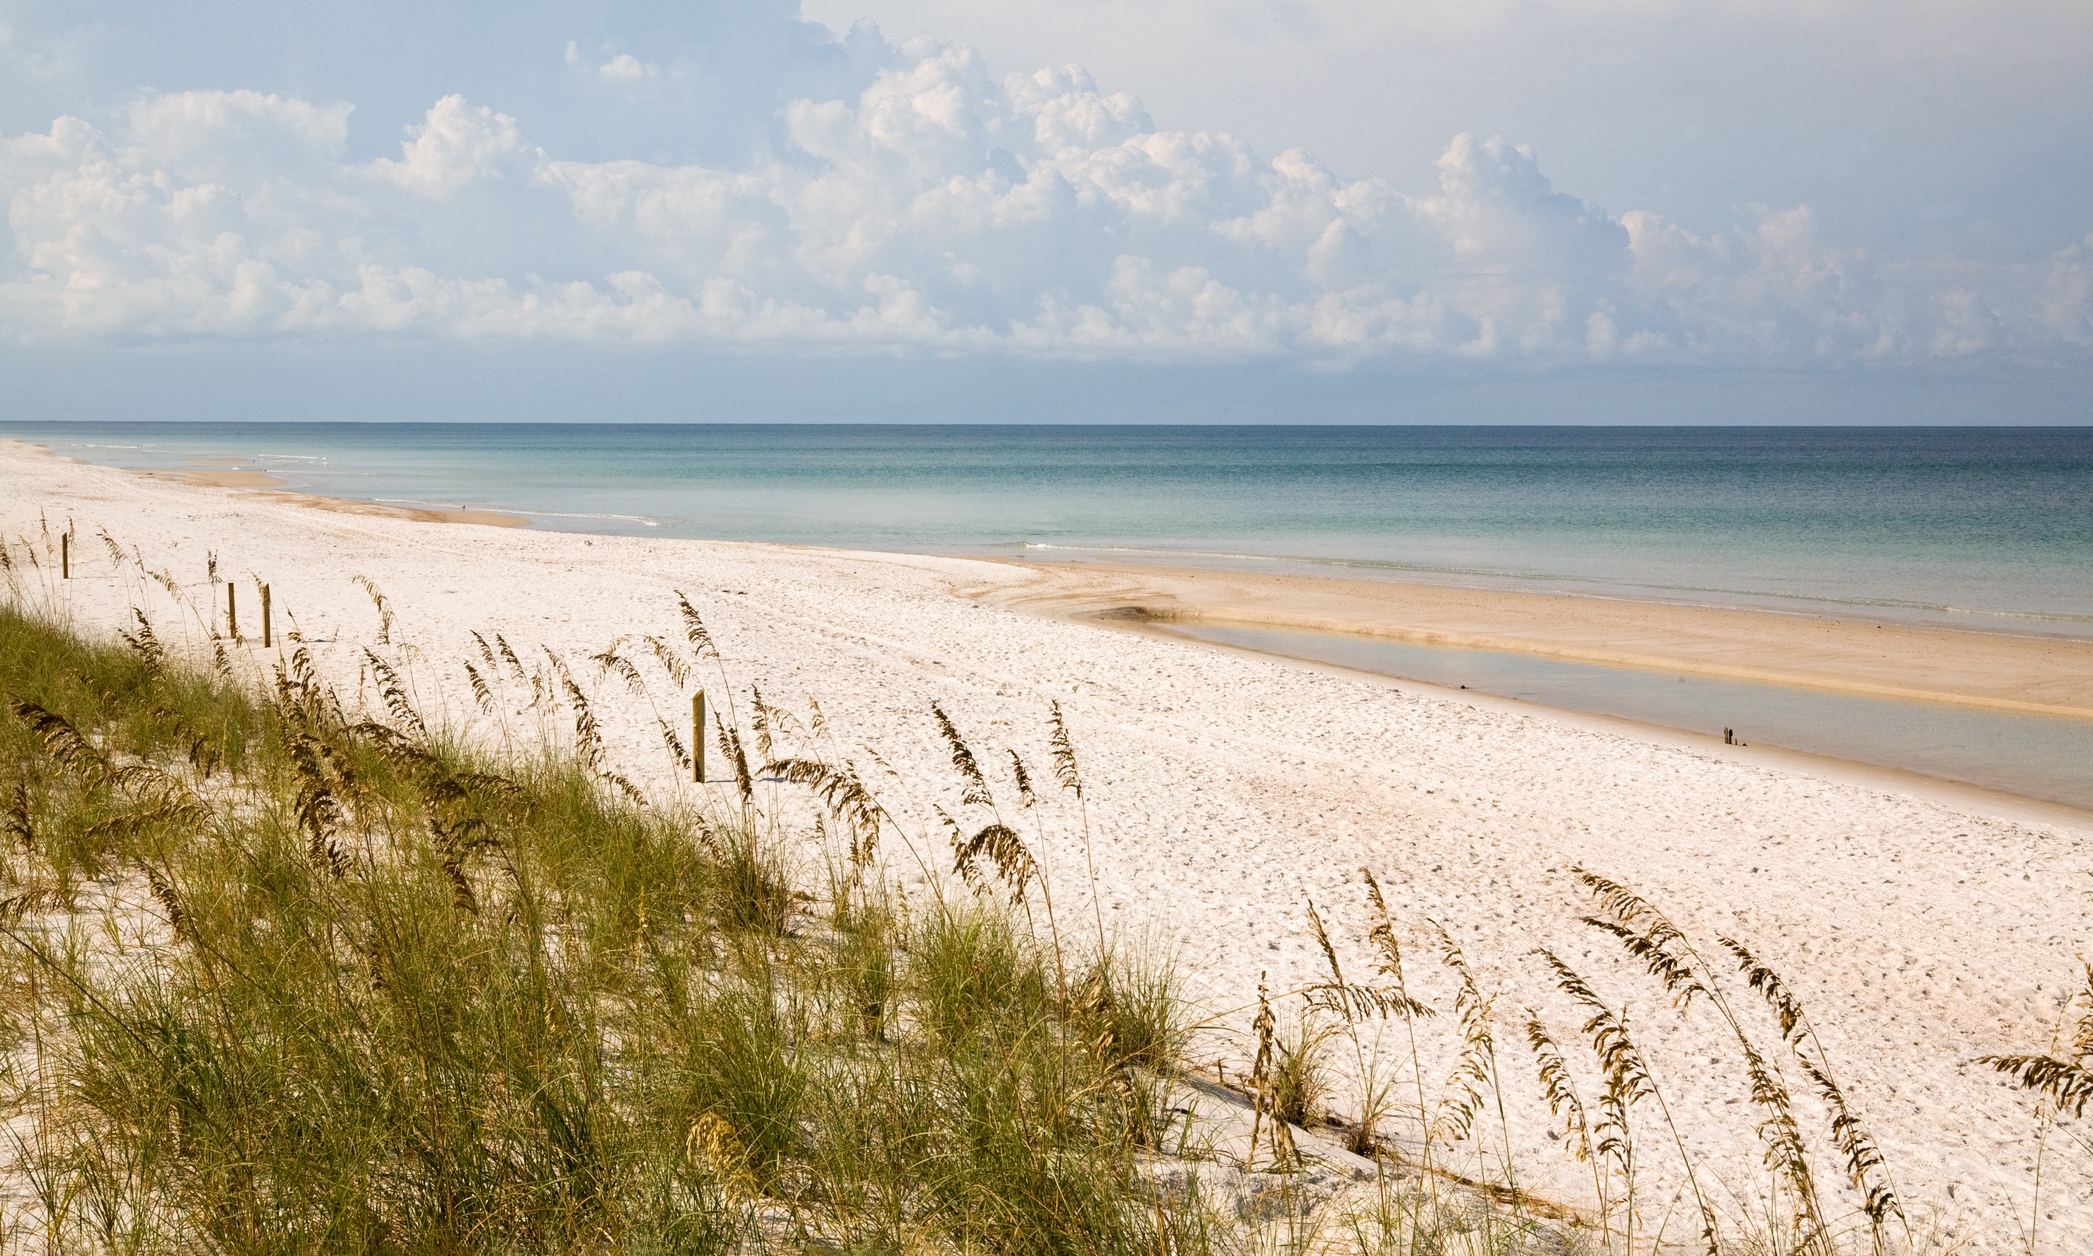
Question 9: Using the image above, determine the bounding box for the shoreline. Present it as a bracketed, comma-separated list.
[24, 433, 2093, 717]
[130, 464, 530, 528]
[140, 457, 2093, 722]
[26, 438, 2093, 798]
[1113, 613, 2093, 836]
[56, 455, 2093, 826]
[27, 435, 2092, 832]
[972, 557, 2093, 721]
[35, 437, 2093, 808]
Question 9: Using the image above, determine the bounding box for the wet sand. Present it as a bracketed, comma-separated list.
[137, 467, 289, 489]
[974, 559, 2093, 719]
[133, 466, 529, 528]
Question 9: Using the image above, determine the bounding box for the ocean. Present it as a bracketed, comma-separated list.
[10, 422, 2090, 638]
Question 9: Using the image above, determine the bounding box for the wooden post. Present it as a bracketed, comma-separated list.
[261, 584, 272, 649]
[693, 690, 706, 784]
[60, 532, 69, 579]
[227, 584, 238, 642]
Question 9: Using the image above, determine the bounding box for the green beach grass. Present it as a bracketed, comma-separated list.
[0, 596, 1227, 1252]
[1, 528, 2091, 1255]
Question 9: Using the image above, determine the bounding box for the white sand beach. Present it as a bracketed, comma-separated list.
[5, 438, 2090, 1249]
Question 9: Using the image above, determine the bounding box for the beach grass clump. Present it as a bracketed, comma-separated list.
[1284, 861, 1951, 1256]
[0, 599, 1210, 1255]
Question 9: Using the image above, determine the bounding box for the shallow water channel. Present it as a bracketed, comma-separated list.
[1157, 623, 2093, 811]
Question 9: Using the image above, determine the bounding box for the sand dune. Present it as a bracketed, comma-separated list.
[5, 439, 2090, 1250]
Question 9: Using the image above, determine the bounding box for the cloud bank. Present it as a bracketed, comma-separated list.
[3, 24, 2088, 369]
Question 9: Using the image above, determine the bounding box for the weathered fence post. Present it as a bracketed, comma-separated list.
[694, 690, 707, 784]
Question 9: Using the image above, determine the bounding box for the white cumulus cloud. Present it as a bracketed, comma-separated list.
[597, 54, 656, 83]
[1, 31, 2087, 368]
[369, 95, 536, 196]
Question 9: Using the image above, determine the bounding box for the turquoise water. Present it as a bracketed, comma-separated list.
[1164, 623, 2093, 810]
[12, 422, 2092, 639]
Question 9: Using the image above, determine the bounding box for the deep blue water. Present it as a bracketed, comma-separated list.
[10, 422, 2092, 637]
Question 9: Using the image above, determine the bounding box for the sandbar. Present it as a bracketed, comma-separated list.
[137, 467, 288, 489]
[976, 558, 2093, 719]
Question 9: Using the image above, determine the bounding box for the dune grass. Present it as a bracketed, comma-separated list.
[0, 601, 1211, 1253]
[3, 528, 2090, 1255]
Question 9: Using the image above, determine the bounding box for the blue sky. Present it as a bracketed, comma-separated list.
[2, 0, 2089, 422]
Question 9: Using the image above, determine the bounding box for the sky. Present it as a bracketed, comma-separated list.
[1, 0, 2089, 423]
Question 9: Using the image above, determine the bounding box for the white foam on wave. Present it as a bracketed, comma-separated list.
[526, 510, 668, 527]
